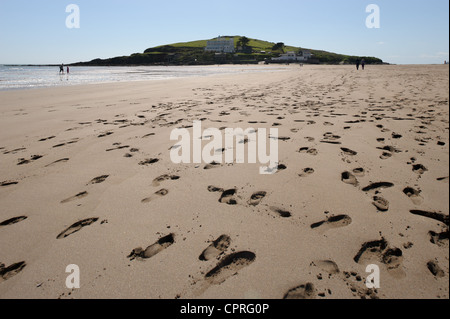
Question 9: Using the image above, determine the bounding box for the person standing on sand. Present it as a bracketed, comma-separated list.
[356, 60, 360, 70]
[361, 59, 365, 70]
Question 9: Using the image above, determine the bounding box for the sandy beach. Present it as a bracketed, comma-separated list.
[0, 64, 448, 299]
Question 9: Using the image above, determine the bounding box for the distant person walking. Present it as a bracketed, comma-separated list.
[59, 64, 64, 73]
[361, 59, 365, 70]
[67, 66, 70, 74]
[356, 60, 360, 70]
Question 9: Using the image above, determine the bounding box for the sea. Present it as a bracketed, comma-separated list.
[0, 65, 285, 91]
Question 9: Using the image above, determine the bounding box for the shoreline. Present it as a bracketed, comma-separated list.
[0, 64, 293, 94]
[0, 64, 292, 93]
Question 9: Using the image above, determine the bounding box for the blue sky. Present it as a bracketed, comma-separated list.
[0, 0, 448, 64]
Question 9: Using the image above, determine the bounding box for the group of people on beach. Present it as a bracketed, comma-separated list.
[356, 59, 365, 70]
[59, 64, 69, 74]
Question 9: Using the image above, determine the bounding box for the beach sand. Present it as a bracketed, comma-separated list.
[0, 64, 448, 299]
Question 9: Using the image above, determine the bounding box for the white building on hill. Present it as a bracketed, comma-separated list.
[272, 50, 312, 62]
[205, 37, 235, 53]
[298, 50, 312, 60]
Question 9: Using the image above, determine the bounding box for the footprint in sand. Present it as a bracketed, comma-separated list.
[341, 171, 359, 186]
[238, 138, 249, 145]
[378, 145, 401, 154]
[429, 230, 449, 247]
[352, 168, 365, 177]
[199, 235, 231, 261]
[270, 135, 291, 142]
[17, 155, 43, 165]
[341, 148, 358, 156]
[139, 158, 160, 166]
[269, 207, 292, 218]
[87, 175, 109, 185]
[275, 164, 287, 172]
[141, 189, 169, 203]
[53, 139, 79, 148]
[142, 133, 156, 138]
[0, 181, 19, 187]
[38, 136, 56, 142]
[299, 168, 315, 177]
[362, 182, 394, 193]
[321, 133, 342, 144]
[372, 196, 390, 212]
[0, 261, 26, 283]
[309, 259, 379, 299]
[203, 251, 256, 285]
[56, 217, 99, 239]
[427, 261, 445, 278]
[299, 147, 318, 156]
[412, 164, 428, 175]
[311, 214, 352, 232]
[207, 186, 224, 193]
[219, 189, 238, 205]
[45, 158, 69, 167]
[106, 145, 129, 152]
[353, 238, 405, 278]
[3, 147, 26, 155]
[0, 216, 27, 227]
[98, 132, 114, 138]
[247, 191, 267, 206]
[60, 191, 88, 204]
[437, 176, 449, 182]
[283, 283, 316, 299]
[403, 187, 424, 205]
[310, 260, 340, 275]
[380, 152, 393, 160]
[409, 210, 449, 226]
[204, 161, 221, 170]
[152, 174, 180, 187]
[128, 234, 175, 260]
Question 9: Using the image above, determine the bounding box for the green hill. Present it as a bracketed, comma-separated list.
[72, 36, 384, 66]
